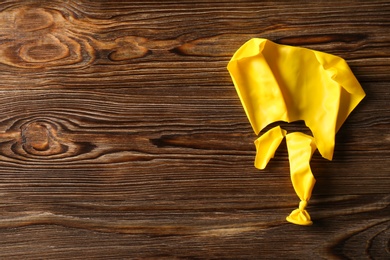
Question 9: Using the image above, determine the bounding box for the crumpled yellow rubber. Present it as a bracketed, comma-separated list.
[254, 126, 286, 170]
[227, 38, 365, 225]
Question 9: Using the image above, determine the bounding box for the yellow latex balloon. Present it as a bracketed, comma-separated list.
[227, 38, 365, 225]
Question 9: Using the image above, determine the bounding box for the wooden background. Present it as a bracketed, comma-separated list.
[0, 0, 388, 259]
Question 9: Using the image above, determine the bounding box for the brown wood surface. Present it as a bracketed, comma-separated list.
[0, 0, 389, 259]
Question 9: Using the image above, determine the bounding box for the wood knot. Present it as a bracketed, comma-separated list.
[19, 34, 70, 63]
[108, 36, 150, 61]
[1, 117, 97, 163]
[21, 120, 65, 156]
[0, 6, 93, 69]
[14, 7, 54, 32]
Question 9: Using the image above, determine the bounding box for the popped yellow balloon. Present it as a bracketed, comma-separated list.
[227, 38, 365, 225]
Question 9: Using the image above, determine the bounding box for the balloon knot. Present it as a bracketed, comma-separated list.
[299, 200, 308, 210]
[286, 201, 312, 226]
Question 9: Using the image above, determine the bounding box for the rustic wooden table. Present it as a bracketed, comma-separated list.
[0, 0, 388, 259]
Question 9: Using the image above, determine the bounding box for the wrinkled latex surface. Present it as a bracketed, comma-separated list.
[254, 126, 286, 170]
[227, 38, 365, 225]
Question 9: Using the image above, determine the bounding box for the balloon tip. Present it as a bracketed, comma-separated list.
[286, 215, 313, 226]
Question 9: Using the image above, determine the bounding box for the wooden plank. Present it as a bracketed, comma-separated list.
[0, 0, 388, 259]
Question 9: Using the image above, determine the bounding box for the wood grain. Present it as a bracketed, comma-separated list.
[0, 0, 388, 259]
